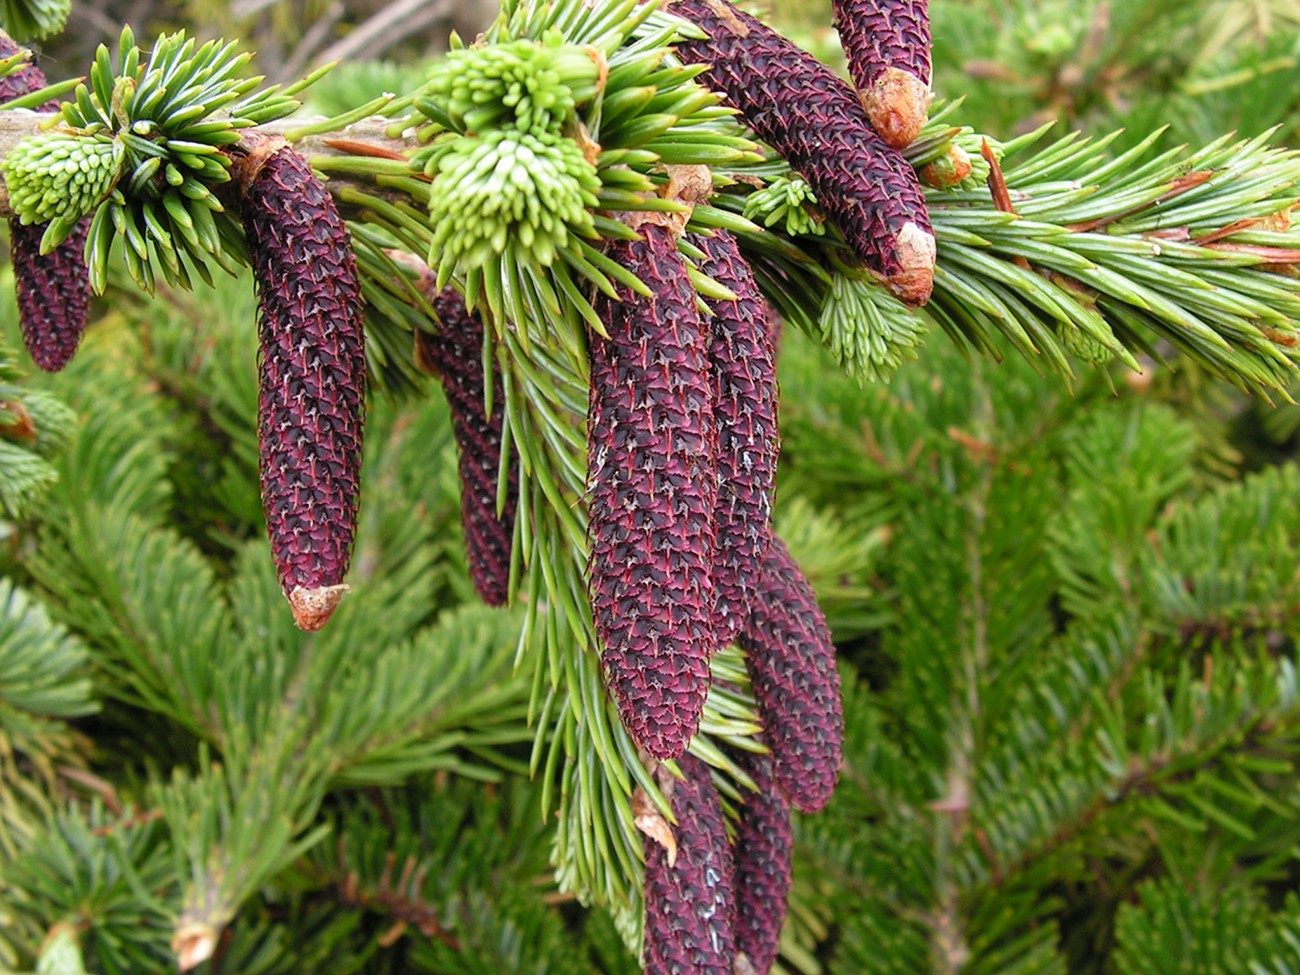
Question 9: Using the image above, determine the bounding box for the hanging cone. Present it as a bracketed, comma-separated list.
[588, 223, 718, 759]
[239, 140, 367, 632]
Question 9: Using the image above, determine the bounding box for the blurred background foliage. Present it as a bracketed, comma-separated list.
[5, 0, 1300, 973]
[36, 0, 494, 85]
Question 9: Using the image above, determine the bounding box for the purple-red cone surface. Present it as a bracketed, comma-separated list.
[0, 32, 50, 100]
[12, 219, 90, 371]
[667, 0, 935, 305]
[588, 223, 718, 760]
[687, 230, 778, 648]
[732, 750, 793, 975]
[741, 537, 843, 813]
[240, 144, 366, 632]
[833, 0, 932, 147]
[643, 754, 736, 974]
[1, 32, 92, 373]
[422, 286, 517, 607]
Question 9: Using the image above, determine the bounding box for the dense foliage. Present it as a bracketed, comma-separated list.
[4, 1, 1300, 973]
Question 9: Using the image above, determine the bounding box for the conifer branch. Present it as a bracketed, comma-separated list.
[4, 96, 1300, 398]
[0, 112, 400, 212]
[8, 6, 1300, 971]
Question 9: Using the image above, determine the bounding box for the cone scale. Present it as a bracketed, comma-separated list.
[686, 230, 779, 648]
[238, 141, 367, 632]
[642, 753, 737, 974]
[420, 286, 518, 607]
[732, 750, 793, 975]
[587, 223, 718, 760]
[741, 537, 844, 813]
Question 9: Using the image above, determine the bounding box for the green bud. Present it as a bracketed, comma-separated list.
[427, 129, 600, 271]
[920, 144, 973, 189]
[743, 176, 826, 238]
[36, 920, 87, 975]
[955, 131, 995, 187]
[1059, 324, 1115, 365]
[4, 133, 123, 226]
[14, 390, 79, 459]
[0, 439, 58, 520]
[422, 36, 599, 137]
[0, 0, 71, 41]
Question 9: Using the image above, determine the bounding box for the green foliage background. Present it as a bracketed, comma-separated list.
[5, 0, 1300, 973]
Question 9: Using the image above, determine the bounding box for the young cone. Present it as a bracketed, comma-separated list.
[643, 754, 737, 974]
[11, 220, 91, 372]
[417, 285, 517, 607]
[0, 32, 92, 372]
[667, 0, 935, 305]
[588, 223, 718, 760]
[239, 141, 366, 632]
[833, 0, 932, 147]
[686, 230, 778, 648]
[740, 537, 844, 813]
[731, 750, 793, 975]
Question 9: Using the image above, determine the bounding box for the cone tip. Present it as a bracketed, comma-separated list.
[885, 221, 936, 306]
[173, 922, 217, 972]
[862, 68, 932, 149]
[287, 583, 351, 631]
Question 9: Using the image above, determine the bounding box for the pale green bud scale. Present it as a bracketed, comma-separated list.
[744, 176, 827, 238]
[427, 128, 600, 272]
[3, 133, 123, 226]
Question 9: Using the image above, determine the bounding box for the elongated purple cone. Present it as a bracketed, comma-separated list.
[12, 219, 90, 371]
[686, 230, 778, 647]
[741, 537, 843, 813]
[240, 143, 367, 632]
[643, 754, 736, 974]
[667, 0, 935, 305]
[588, 223, 717, 759]
[421, 286, 517, 606]
[1, 32, 92, 372]
[833, 0, 932, 147]
[732, 750, 793, 975]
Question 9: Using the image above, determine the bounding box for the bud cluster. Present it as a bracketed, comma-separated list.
[4, 135, 122, 227]
[0, 0, 69, 40]
[820, 268, 930, 384]
[416, 36, 603, 277]
[11, 27, 309, 291]
[742, 176, 826, 238]
[424, 129, 600, 271]
[422, 36, 599, 137]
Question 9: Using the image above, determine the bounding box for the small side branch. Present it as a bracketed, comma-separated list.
[0, 112, 414, 215]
